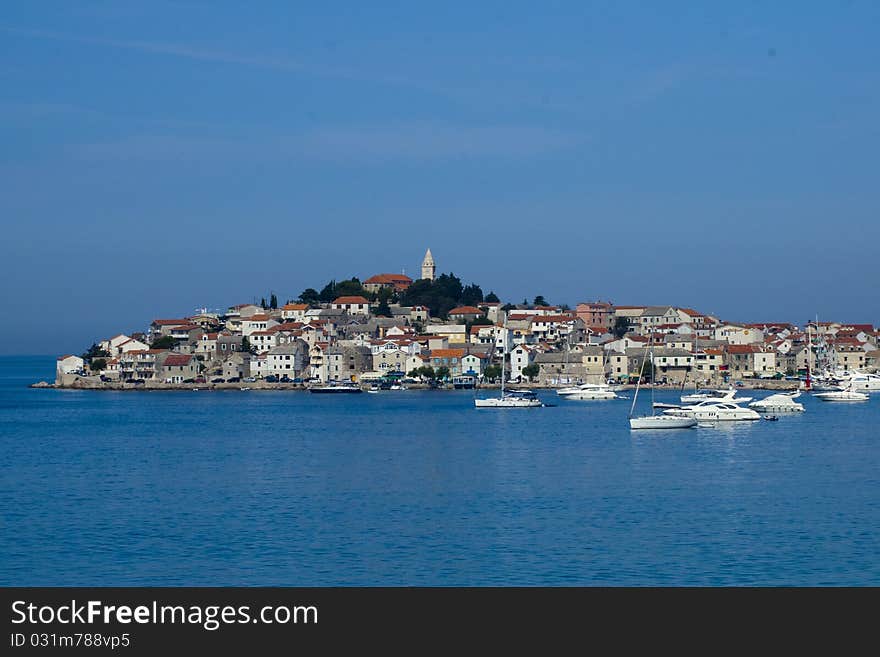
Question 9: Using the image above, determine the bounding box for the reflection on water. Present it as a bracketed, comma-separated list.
[1, 357, 878, 585]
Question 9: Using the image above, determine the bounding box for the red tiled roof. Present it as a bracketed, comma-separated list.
[430, 349, 465, 358]
[449, 306, 484, 315]
[333, 296, 370, 305]
[727, 345, 762, 354]
[163, 354, 193, 366]
[151, 319, 188, 326]
[364, 273, 412, 285]
[246, 314, 270, 322]
[531, 314, 577, 323]
[282, 303, 309, 311]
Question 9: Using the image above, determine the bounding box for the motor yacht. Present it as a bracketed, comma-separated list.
[663, 400, 761, 421]
[813, 388, 869, 402]
[556, 382, 619, 400]
[748, 391, 805, 413]
[680, 387, 753, 405]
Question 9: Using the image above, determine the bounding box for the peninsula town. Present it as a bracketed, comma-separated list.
[51, 249, 880, 390]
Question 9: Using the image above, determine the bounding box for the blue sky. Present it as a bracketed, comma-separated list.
[1, 1, 878, 354]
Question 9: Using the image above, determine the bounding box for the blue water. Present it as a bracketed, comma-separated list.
[1, 355, 878, 585]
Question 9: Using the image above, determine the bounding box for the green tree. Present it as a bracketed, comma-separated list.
[638, 356, 654, 382]
[612, 316, 631, 339]
[467, 317, 493, 331]
[318, 280, 337, 303]
[269, 293, 278, 310]
[298, 288, 320, 306]
[483, 364, 502, 381]
[241, 336, 256, 354]
[435, 366, 450, 381]
[533, 295, 547, 307]
[413, 365, 435, 380]
[150, 335, 175, 350]
[399, 272, 464, 319]
[82, 342, 110, 359]
[485, 291, 500, 303]
[460, 283, 483, 306]
[374, 298, 392, 317]
[90, 358, 107, 372]
[522, 363, 540, 381]
[260, 297, 267, 309]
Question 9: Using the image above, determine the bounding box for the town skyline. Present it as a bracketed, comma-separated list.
[5, 243, 878, 356]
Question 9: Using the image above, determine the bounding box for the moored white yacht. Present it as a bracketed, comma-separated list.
[813, 387, 869, 402]
[840, 372, 880, 392]
[663, 400, 761, 421]
[556, 382, 619, 400]
[475, 390, 543, 408]
[680, 386, 753, 405]
[628, 342, 696, 430]
[475, 316, 544, 409]
[309, 382, 363, 394]
[748, 391, 805, 413]
[630, 414, 700, 430]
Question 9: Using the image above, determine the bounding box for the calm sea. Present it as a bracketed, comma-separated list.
[1, 355, 878, 585]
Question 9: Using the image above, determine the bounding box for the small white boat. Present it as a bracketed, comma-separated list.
[681, 387, 753, 405]
[630, 415, 697, 430]
[664, 401, 761, 421]
[813, 388, 869, 402]
[749, 391, 805, 413]
[628, 343, 696, 429]
[475, 390, 543, 408]
[240, 386, 251, 391]
[652, 401, 683, 410]
[557, 383, 619, 400]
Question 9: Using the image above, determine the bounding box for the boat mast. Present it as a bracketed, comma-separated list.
[499, 313, 506, 398]
[805, 320, 812, 391]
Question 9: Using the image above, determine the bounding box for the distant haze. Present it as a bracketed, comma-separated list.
[1, 2, 878, 354]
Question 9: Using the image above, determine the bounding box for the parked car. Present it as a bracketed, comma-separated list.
[195, 376, 206, 383]
[280, 376, 291, 383]
[292, 377, 303, 384]
[211, 378, 225, 383]
[131, 379, 145, 385]
[243, 377, 256, 383]
[183, 378, 195, 383]
[227, 377, 241, 383]
[265, 375, 278, 383]
[100, 375, 111, 382]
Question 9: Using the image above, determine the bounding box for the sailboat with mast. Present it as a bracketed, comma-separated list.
[475, 315, 543, 408]
[629, 339, 697, 429]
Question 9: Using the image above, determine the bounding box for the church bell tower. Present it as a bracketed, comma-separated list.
[421, 248, 436, 281]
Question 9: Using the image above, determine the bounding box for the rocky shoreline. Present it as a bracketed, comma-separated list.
[32, 378, 802, 392]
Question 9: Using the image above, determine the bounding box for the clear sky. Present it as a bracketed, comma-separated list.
[2, 1, 878, 354]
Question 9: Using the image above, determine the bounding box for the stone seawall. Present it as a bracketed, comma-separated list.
[35, 377, 802, 392]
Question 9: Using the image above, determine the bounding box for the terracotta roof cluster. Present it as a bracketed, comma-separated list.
[282, 303, 309, 311]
